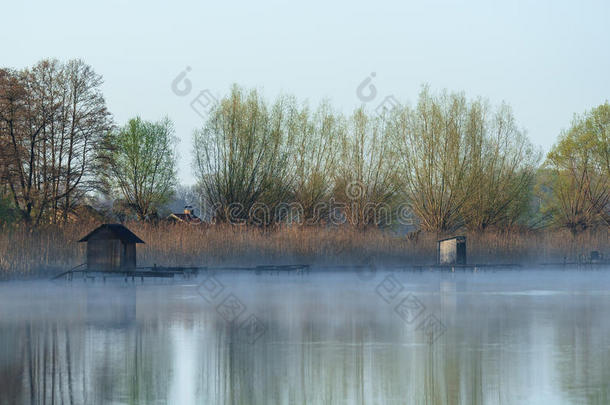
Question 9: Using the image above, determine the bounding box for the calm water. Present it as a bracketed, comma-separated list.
[1, 269, 609, 405]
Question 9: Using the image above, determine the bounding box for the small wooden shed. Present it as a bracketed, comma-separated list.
[79, 224, 145, 271]
[437, 236, 467, 265]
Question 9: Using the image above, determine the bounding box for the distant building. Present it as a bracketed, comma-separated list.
[46, 204, 107, 223]
[437, 236, 467, 265]
[79, 224, 145, 271]
[167, 205, 202, 224]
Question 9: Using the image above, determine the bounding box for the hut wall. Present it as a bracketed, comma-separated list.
[123, 243, 137, 269]
[439, 239, 457, 265]
[438, 237, 467, 265]
[456, 240, 467, 265]
[87, 239, 122, 271]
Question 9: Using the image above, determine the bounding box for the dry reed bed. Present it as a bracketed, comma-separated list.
[0, 220, 607, 278]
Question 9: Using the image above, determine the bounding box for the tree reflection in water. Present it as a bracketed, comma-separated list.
[0, 271, 609, 404]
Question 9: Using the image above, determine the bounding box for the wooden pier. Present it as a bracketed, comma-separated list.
[52, 264, 204, 282]
[52, 263, 312, 282]
[51, 261, 609, 282]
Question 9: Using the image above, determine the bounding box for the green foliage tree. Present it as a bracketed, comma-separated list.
[100, 117, 177, 220]
[542, 102, 610, 233]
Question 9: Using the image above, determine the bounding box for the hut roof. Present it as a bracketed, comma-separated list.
[78, 224, 145, 244]
[437, 235, 466, 243]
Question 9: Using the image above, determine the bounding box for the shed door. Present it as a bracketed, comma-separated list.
[122, 243, 136, 269]
[110, 239, 121, 270]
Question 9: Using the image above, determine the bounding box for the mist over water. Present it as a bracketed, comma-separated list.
[1, 269, 609, 404]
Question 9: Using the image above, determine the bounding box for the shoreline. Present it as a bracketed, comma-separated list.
[5, 261, 610, 283]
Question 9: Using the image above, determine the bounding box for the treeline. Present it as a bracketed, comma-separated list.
[0, 59, 176, 224]
[1, 59, 608, 234]
[193, 86, 539, 231]
[195, 85, 608, 234]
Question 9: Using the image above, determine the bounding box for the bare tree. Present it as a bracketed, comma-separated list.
[0, 67, 42, 223]
[0, 59, 111, 225]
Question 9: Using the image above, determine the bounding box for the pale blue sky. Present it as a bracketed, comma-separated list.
[2, 0, 609, 184]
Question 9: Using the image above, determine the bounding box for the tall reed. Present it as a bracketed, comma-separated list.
[0, 221, 607, 278]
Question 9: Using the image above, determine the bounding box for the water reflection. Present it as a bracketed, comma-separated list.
[0, 270, 609, 404]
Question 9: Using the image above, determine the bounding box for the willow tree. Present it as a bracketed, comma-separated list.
[291, 101, 340, 222]
[193, 86, 295, 224]
[461, 103, 540, 231]
[393, 87, 539, 233]
[543, 103, 610, 233]
[334, 108, 399, 227]
[393, 87, 478, 233]
[99, 117, 177, 220]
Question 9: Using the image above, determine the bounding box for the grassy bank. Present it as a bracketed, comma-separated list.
[0, 221, 608, 278]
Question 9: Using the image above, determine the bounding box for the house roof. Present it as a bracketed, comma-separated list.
[78, 224, 145, 243]
[167, 213, 203, 224]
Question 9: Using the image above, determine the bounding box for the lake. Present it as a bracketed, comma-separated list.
[1, 269, 609, 404]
